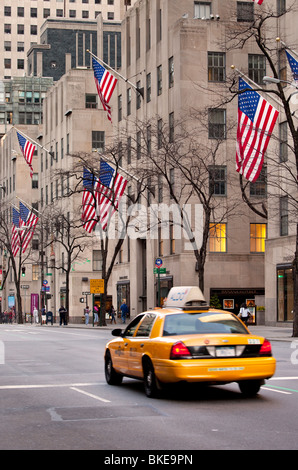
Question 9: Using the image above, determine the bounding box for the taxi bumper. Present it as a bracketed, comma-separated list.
[154, 356, 276, 384]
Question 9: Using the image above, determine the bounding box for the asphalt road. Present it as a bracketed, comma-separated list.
[0, 324, 298, 452]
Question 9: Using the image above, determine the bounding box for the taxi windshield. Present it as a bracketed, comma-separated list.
[163, 311, 248, 336]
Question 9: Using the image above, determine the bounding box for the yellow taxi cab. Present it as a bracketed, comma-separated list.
[104, 287, 276, 398]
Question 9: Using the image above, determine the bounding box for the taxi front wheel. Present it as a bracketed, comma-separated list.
[238, 379, 263, 397]
[105, 351, 123, 385]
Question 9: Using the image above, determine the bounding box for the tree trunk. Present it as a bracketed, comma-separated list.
[292, 224, 298, 337]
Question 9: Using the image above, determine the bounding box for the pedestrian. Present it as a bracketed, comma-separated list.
[33, 306, 39, 324]
[84, 306, 90, 325]
[94, 304, 99, 324]
[109, 305, 116, 324]
[120, 300, 128, 324]
[59, 305, 67, 326]
[238, 302, 250, 325]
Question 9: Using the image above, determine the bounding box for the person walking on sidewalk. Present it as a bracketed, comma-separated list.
[120, 300, 128, 324]
[59, 305, 67, 326]
[84, 306, 90, 325]
[109, 305, 116, 324]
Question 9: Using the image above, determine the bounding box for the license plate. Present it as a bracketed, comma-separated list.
[216, 346, 235, 357]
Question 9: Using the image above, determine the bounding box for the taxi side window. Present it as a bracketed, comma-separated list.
[135, 314, 156, 337]
[124, 315, 145, 337]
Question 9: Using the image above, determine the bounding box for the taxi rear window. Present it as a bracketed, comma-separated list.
[163, 311, 248, 336]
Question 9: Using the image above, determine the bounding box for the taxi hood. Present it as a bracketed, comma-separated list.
[164, 286, 208, 309]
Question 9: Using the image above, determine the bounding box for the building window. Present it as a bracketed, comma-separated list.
[208, 109, 226, 139]
[194, 2, 211, 18]
[277, 0, 286, 15]
[4, 24, 11, 34]
[118, 94, 122, 122]
[277, 265, 294, 322]
[17, 7, 24, 17]
[137, 131, 141, 159]
[31, 8, 38, 18]
[157, 65, 162, 96]
[237, 1, 254, 22]
[280, 196, 288, 236]
[279, 121, 288, 162]
[32, 173, 38, 189]
[92, 131, 105, 153]
[17, 24, 25, 34]
[169, 112, 174, 143]
[250, 223, 266, 252]
[248, 54, 266, 85]
[44, 9, 51, 18]
[157, 118, 163, 149]
[17, 59, 24, 69]
[250, 166, 266, 196]
[136, 80, 142, 110]
[127, 88, 131, 116]
[85, 94, 97, 108]
[209, 223, 227, 252]
[93, 250, 102, 271]
[4, 6, 11, 16]
[158, 174, 163, 203]
[32, 265, 39, 280]
[168, 56, 174, 88]
[146, 73, 151, 103]
[209, 166, 227, 196]
[208, 52, 225, 82]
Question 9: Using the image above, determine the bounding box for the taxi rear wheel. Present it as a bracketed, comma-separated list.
[143, 358, 160, 398]
[105, 351, 123, 385]
[238, 379, 263, 397]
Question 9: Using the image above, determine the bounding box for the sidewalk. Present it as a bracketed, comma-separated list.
[38, 321, 296, 342]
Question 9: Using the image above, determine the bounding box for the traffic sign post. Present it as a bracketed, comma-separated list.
[90, 279, 105, 326]
[154, 259, 165, 307]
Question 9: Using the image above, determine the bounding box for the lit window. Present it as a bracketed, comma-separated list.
[209, 223, 227, 252]
[250, 223, 266, 252]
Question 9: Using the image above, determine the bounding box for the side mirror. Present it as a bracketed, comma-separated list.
[111, 328, 123, 337]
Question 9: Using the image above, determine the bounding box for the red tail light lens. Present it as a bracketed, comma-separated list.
[259, 339, 272, 356]
[170, 341, 192, 359]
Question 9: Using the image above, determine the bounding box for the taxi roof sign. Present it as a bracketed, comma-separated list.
[164, 286, 207, 309]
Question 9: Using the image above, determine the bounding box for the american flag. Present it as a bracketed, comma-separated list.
[19, 202, 38, 253]
[11, 208, 20, 257]
[17, 131, 35, 178]
[95, 160, 127, 231]
[236, 78, 279, 182]
[92, 57, 117, 122]
[252, 0, 264, 4]
[81, 168, 98, 233]
[285, 50, 298, 81]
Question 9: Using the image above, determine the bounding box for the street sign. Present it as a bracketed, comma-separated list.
[154, 267, 166, 274]
[155, 258, 163, 267]
[21, 285, 29, 289]
[43, 280, 48, 286]
[90, 279, 104, 294]
[82, 291, 91, 295]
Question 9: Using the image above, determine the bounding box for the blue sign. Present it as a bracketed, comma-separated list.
[155, 258, 163, 268]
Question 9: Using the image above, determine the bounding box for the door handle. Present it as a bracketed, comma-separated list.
[140, 343, 144, 348]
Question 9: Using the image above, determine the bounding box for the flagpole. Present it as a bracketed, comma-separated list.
[13, 126, 55, 158]
[231, 65, 283, 108]
[277, 38, 298, 59]
[87, 49, 144, 98]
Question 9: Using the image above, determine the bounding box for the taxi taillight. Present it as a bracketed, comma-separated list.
[259, 339, 272, 356]
[170, 341, 192, 359]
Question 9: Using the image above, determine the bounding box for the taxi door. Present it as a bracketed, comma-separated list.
[125, 314, 157, 378]
[112, 315, 145, 375]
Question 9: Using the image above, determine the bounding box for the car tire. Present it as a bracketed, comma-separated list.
[105, 351, 123, 385]
[238, 379, 262, 397]
[143, 358, 160, 398]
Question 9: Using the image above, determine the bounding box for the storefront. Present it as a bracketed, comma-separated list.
[209, 288, 265, 324]
[117, 280, 130, 318]
[277, 264, 294, 322]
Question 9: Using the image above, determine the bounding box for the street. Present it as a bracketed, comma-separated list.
[0, 324, 298, 452]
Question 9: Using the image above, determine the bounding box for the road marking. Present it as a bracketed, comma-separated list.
[270, 376, 298, 381]
[70, 387, 111, 403]
[0, 382, 99, 390]
[262, 386, 292, 395]
[264, 384, 298, 394]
